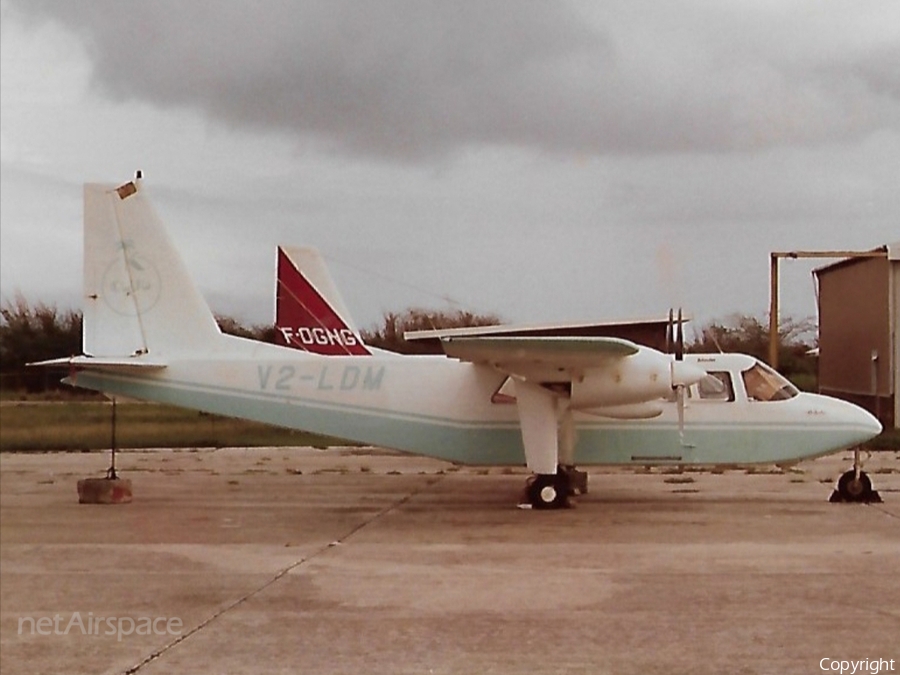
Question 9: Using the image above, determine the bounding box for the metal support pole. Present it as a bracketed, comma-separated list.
[107, 397, 118, 480]
[872, 350, 880, 424]
[768, 253, 780, 369]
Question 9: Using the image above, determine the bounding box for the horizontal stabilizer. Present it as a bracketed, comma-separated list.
[30, 355, 168, 370]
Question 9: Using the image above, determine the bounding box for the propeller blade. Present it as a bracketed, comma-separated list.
[677, 384, 685, 444]
[666, 308, 674, 354]
[675, 307, 684, 361]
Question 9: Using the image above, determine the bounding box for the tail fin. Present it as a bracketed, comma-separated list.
[275, 246, 371, 355]
[83, 177, 222, 357]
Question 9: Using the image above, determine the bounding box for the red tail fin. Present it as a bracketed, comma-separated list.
[275, 246, 370, 356]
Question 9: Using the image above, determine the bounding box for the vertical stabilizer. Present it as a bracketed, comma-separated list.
[83, 178, 222, 357]
[276, 246, 370, 355]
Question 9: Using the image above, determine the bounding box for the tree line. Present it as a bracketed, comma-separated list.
[0, 296, 816, 393]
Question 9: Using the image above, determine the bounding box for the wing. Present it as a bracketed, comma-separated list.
[440, 335, 639, 381]
[405, 315, 686, 353]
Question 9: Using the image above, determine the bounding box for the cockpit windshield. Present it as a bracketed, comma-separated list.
[697, 372, 734, 401]
[741, 362, 799, 401]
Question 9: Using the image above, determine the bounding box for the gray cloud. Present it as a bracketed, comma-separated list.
[10, 0, 900, 161]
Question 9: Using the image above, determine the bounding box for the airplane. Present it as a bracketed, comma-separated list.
[35, 174, 883, 509]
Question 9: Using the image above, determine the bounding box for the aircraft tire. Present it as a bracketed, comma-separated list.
[836, 470, 873, 502]
[528, 474, 570, 509]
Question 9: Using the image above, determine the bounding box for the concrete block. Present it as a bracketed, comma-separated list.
[77, 478, 133, 504]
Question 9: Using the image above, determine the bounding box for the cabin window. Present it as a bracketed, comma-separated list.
[696, 372, 734, 401]
[741, 362, 799, 402]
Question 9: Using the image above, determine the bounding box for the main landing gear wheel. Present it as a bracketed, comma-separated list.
[831, 470, 882, 503]
[559, 465, 588, 496]
[527, 473, 571, 509]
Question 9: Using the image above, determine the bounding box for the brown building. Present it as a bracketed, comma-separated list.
[814, 243, 899, 429]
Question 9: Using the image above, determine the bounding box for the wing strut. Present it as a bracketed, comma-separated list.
[513, 380, 560, 475]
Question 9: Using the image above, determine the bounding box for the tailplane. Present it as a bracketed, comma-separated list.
[82, 176, 222, 358]
[275, 246, 371, 355]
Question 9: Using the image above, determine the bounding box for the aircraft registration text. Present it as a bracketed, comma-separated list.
[257, 364, 384, 392]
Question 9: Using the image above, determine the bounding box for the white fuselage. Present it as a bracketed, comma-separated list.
[69, 338, 881, 468]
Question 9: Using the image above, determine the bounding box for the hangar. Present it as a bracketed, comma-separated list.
[814, 242, 899, 430]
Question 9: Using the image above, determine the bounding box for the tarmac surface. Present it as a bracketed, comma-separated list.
[1, 447, 899, 675]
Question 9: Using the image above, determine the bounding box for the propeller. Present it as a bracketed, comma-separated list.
[668, 308, 693, 446]
[675, 308, 685, 444]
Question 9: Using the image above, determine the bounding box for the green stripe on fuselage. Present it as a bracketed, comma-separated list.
[72, 372, 857, 467]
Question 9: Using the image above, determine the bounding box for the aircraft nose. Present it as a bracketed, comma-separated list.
[839, 400, 883, 444]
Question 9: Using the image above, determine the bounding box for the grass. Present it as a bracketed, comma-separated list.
[0, 400, 350, 451]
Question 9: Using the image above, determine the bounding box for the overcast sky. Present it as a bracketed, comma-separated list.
[2, 0, 898, 335]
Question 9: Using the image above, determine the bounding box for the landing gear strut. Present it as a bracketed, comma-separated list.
[513, 384, 588, 509]
[830, 447, 882, 503]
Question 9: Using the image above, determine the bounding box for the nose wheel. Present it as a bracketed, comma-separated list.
[830, 447, 882, 503]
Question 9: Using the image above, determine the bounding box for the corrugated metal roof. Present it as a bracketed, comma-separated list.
[888, 241, 900, 260]
[813, 244, 892, 276]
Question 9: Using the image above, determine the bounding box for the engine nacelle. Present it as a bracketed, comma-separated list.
[581, 402, 664, 419]
[570, 349, 705, 410]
